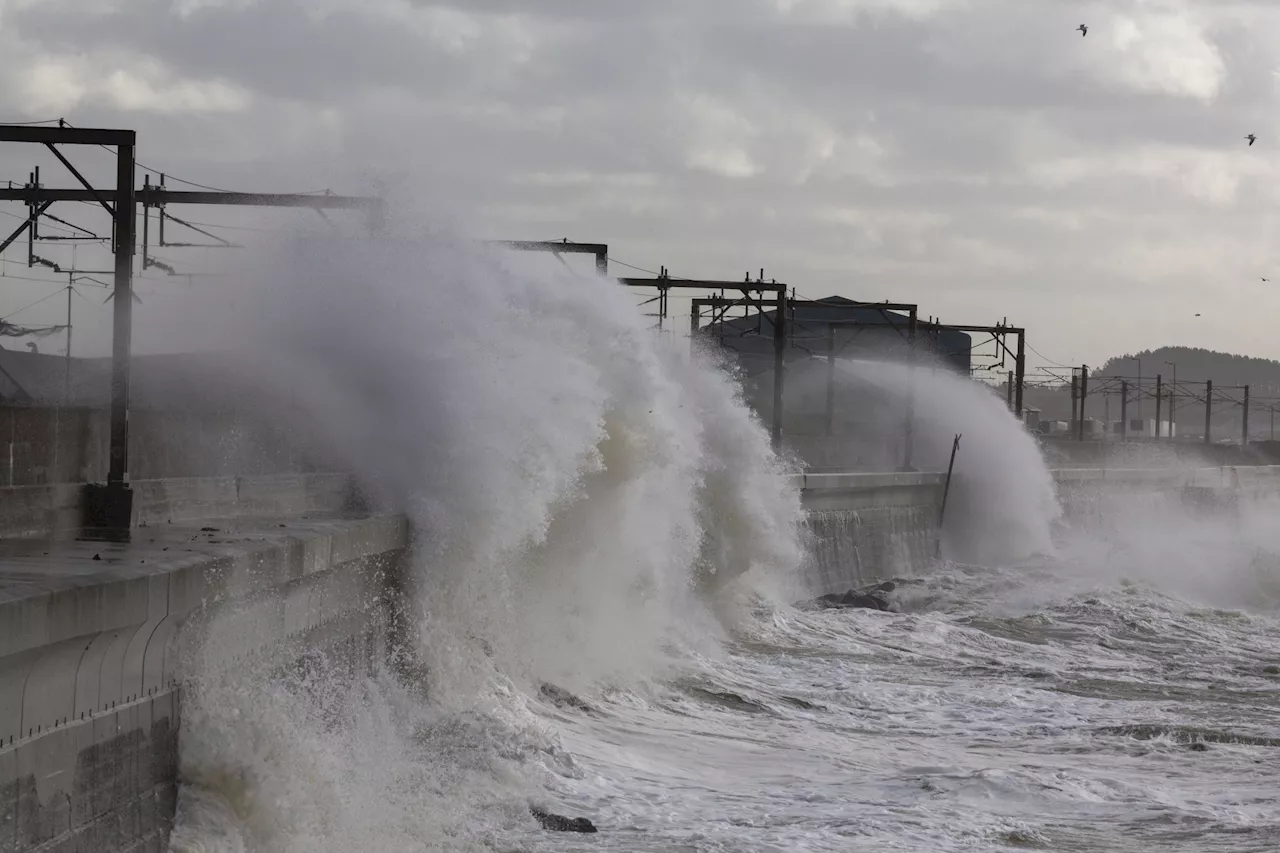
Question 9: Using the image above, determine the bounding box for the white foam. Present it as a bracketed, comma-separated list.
[162, 220, 806, 850]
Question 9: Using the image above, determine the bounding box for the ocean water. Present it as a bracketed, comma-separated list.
[164, 229, 1280, 853]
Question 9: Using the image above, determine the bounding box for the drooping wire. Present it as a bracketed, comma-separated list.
[1026, 342, 1073, 368]
[1, 287, 64, 320]
[606, 256, 662, 276]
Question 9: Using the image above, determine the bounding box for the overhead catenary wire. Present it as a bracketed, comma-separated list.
[1, 287, 66, 321]
[606, 256, 663, 276]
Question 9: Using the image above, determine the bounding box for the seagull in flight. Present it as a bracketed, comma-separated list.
[1263, 277, 1270, 282]
[1077, 24, 1088, 37]
[1247, 134, 1258, 146]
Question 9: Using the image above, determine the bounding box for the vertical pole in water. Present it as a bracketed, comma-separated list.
[1155, 374, 1163, 438]
[825, 325, 836, 437]
[1204, 379, 1213, 445]
[1078, 365, 1089, 441]
[1121, 381, 1129, 442]
[1242, 384, 1250, 448]
[937, 433, 962, 559]
[902, 308, 918, 470]
[1271, 405, 1275, 440]
[771, 288, 786, 452]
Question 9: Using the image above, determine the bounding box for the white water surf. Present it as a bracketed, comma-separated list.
[164, 225, 1280, 853]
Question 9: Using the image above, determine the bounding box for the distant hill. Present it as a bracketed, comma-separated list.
[1093, 347, 1280, 392]
[1020, 346, 1280, 430]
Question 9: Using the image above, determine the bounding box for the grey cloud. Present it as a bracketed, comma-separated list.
[2, 0, 1280, 365]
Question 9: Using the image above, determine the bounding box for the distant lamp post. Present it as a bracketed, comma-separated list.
[1165, 360, 1177, 438]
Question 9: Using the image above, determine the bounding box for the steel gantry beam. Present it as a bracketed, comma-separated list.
[490, 240, 609, 275]
[0, 124, 136, 535]
[0, 123, 385, 536]
[931, 323, 1026, 418]
[0, 186, 385, 210]
[644, 277, 789, 450]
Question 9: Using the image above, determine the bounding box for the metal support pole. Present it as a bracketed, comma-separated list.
[1271, 405, 1275, 441]
[825, 325, 836, 437]
[595, 251, 608, 276]
[1078, 366, 1089, 441]
[1014, 331, 1025, 420]
[108, 142, 136, 490]
[1204, 379, 1213, 445]
[64, 284, 72, 404]
[1154, 375, 1162, 439]
[902, 308, 917, 470]
[771, 289, 786, 451]
[1243, 384, 1250, 447]
[1070, 371, 1079, 432]
[1121, 381, 1129, 442]
[1006, 371, 1014, 409]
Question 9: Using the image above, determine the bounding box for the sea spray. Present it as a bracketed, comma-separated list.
[821, 358, 1060, 565]
[159, 220, 806, 850]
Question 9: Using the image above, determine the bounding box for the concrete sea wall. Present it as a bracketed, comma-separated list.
[797, 472, 945, 593]
[798, 465, 1280, 595]
[0, 474, 406, 853]
[5, 463, 1280, 851]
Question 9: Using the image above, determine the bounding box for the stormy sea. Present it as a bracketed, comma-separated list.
[158, 228, 1280, 853]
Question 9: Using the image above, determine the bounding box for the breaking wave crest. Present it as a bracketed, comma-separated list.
[164, 222, 806, 851]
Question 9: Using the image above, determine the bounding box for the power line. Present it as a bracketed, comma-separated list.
[606, 256, 662, 276]
[1027, 342, 1072, 368]
[1, 287, 65, 321]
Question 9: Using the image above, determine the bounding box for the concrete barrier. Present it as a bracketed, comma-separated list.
[0, 472, 357, 540]
[0, 474, 407, 853]
[798, 465, 1280, 594]
[798, 472, 946, 593]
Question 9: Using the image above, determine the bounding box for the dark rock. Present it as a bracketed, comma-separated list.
[531, 806, 597, 833]
[1188, 741, 1209, 752]
[200, 527, 220, 533]
[91, 554, 101, 561]
[812, 581, 896, 612]
[540, 683, 594, 713]
[1263, 665, 1280, 675]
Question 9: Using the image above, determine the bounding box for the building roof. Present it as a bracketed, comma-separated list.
[701, 296, 974, 376]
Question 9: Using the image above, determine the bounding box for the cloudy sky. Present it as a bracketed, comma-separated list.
[2, 0, 1280, 371]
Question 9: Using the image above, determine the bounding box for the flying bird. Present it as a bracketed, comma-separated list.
[1077, 24, 1088, 37]
[1263, 277, 1270, 282]
[1247, 134, 1258, 146]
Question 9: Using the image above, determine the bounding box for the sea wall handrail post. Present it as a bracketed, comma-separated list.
[937, 433, 962, 558]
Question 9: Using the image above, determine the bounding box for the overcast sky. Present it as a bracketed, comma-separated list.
[2, 0, 1280, 373]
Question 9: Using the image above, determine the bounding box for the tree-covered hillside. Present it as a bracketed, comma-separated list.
[1093, 347, 1280, 391]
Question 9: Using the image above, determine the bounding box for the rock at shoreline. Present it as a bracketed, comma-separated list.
[811, 581, 897, 612]
[531, 806, 598, 833]
[539, 683, 595, 713]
